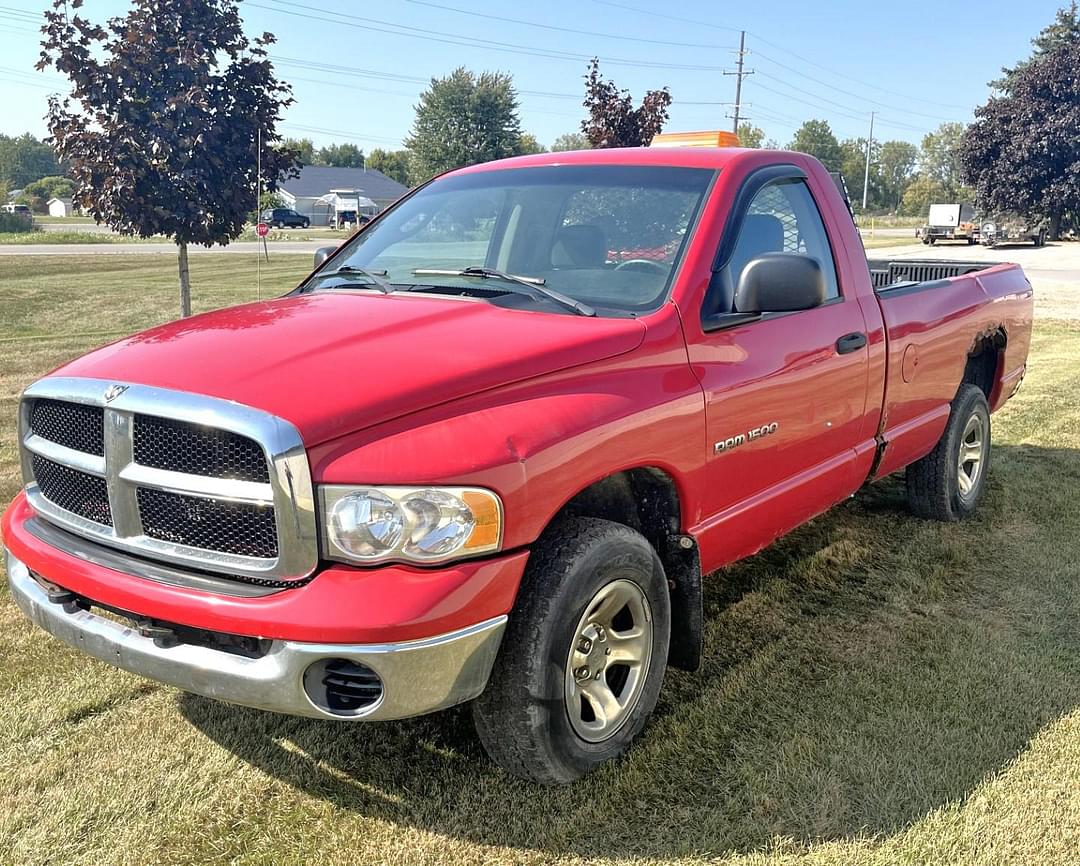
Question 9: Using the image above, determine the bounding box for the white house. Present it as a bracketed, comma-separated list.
[277, 166, 409, 226]
[47, 197, 74, 218]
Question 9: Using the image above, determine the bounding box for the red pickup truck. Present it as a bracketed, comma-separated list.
[3, 146, 1033, 784]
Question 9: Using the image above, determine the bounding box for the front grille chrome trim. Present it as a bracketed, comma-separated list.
[19, 377, 318, 582]
[24, 434, 107, 477]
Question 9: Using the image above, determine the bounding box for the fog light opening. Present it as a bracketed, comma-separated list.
[303, 658, 384, 717]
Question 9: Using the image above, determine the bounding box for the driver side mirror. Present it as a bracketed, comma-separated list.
[313, 246, 337, 269]
[733, 252, 827, 314]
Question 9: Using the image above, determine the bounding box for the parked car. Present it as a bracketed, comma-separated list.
[261, 207, 309, 229]
[330, 210, 370, 230]
[919, 202, 978, 244]
[981, 213, 1047, 247]
[4, 144, 1033, 784]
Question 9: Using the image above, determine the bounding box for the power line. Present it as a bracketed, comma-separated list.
[586, 0, 972, 111]
[401, 0, 730, 50]
[252, 0, 735, 71]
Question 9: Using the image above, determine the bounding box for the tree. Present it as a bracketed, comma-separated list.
[788, 120, 842, 171]
[839, 138, 879, 210]
[367, 148, 411, 186]
[877, 140, 918, 212]
[18, 175, 74, 212]
[518, 133, 546, 155]
[551, 132, 591, 152]
[316, 142, 365, 168]
[406, 67, 523, 181]
[900, 174, 947, 216]
[960, 31, 1080, 238]
[283, 137, 315, 165]
[919, 122, 969, 199]
[0, 133, 61, 190]
[736, 123, 766, 149]
[581, 58, 672, 147]
[39, 0, 299, 317]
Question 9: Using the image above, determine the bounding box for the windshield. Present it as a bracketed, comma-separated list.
[305, 164, 714, 315]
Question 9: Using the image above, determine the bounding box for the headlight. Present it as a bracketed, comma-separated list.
[322, 485, 502, 565]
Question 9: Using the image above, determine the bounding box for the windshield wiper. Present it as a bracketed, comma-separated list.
[412, 266, 595, 317]
[310, 265, 394, 294]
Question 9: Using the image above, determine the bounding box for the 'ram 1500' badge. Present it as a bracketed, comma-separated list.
[714, 421, 779, 454]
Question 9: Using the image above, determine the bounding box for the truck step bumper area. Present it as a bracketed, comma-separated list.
[5, 547, 506, 721]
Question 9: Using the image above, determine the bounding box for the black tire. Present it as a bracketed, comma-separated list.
[302, 219, 310, 229]
[275, 220, 283, 229]
[906, 384, 991, 521]
[928, 237, 937, 245]
[473, 516, 671, 784]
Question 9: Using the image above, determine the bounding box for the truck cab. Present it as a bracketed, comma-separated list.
[4, 145, 1032, 784]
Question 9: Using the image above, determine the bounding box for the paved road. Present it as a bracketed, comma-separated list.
[38, 222, 115, 234]
[0, 240, 332, 256]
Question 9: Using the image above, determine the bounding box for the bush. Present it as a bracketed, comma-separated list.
[0, 212, 36, 233]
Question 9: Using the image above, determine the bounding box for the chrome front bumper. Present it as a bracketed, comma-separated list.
[5, 547, 506, 721]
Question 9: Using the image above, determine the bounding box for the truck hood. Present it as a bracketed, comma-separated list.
[53, 293, 646, 445]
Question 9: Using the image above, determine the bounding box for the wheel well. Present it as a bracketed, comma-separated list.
[559, 468, 702, 672]
[963, 329, 1006, 401]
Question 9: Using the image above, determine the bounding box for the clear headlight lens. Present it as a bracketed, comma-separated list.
[323, 485, 502, 564]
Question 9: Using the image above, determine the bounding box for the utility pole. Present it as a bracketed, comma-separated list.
[862, 111, 876, 211]
[724, 31, 753, 134]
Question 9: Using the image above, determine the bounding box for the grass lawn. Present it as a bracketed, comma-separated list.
[33, 216, 95, 225]
[860, 235, 925, 250]
[1, 255, 1079, 865]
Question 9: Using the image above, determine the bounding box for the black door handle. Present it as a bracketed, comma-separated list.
[836, 332, 867, 354]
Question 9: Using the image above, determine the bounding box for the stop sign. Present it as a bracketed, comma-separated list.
[256, 222, 269, 238]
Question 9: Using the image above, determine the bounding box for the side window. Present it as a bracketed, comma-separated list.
[724, 179, 840, 305]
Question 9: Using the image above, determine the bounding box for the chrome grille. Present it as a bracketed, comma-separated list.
[19, 378, 318, 583]
[133, 414, 270, 483]
[30, 399, 105, 455]
[31, 454, 113, 526]
[137, 487, 278, 558]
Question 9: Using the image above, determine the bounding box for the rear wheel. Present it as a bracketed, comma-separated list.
[906, 384, 991, 521]
[473, 517, 670, 784]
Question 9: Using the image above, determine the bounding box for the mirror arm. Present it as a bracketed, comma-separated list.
[701, 311, 763, 332]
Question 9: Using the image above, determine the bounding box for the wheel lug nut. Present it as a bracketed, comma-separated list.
[575, 666, 590, 680]
[605, 648, 611, 655]
[577, 637, 592, 653]
[595, 670, 602, 680]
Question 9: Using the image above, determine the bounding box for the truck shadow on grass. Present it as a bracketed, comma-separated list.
[181, 443, 1080, 860]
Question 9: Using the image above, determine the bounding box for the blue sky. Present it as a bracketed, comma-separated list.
[0, 0, 1065, 152]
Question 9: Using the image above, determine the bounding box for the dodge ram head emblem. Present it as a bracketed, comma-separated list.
[103, 384, 128, 403]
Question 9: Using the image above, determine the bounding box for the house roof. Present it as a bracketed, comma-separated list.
[280, 165, 409, 202]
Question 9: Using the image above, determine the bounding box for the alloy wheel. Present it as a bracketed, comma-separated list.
[564, 578, 653, 743]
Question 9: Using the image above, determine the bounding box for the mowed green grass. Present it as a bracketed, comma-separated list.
[1, 254, 1079, 865]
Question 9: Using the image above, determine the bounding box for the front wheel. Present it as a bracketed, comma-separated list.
[302, 219, 310, 229]
[473, 517, 670, 784]
[906, 384, 991, 521]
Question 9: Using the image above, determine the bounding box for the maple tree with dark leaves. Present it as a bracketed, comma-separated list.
[960, 4, 1080, 239]
[38, 0, 300, 316]
[581, 58, 672, 148]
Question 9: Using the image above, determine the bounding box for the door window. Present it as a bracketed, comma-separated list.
[721, 179, 840, 309]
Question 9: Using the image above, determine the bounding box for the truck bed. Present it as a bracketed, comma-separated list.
[867, 258, 1000, 290]
[868, 259, 1034, 478]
